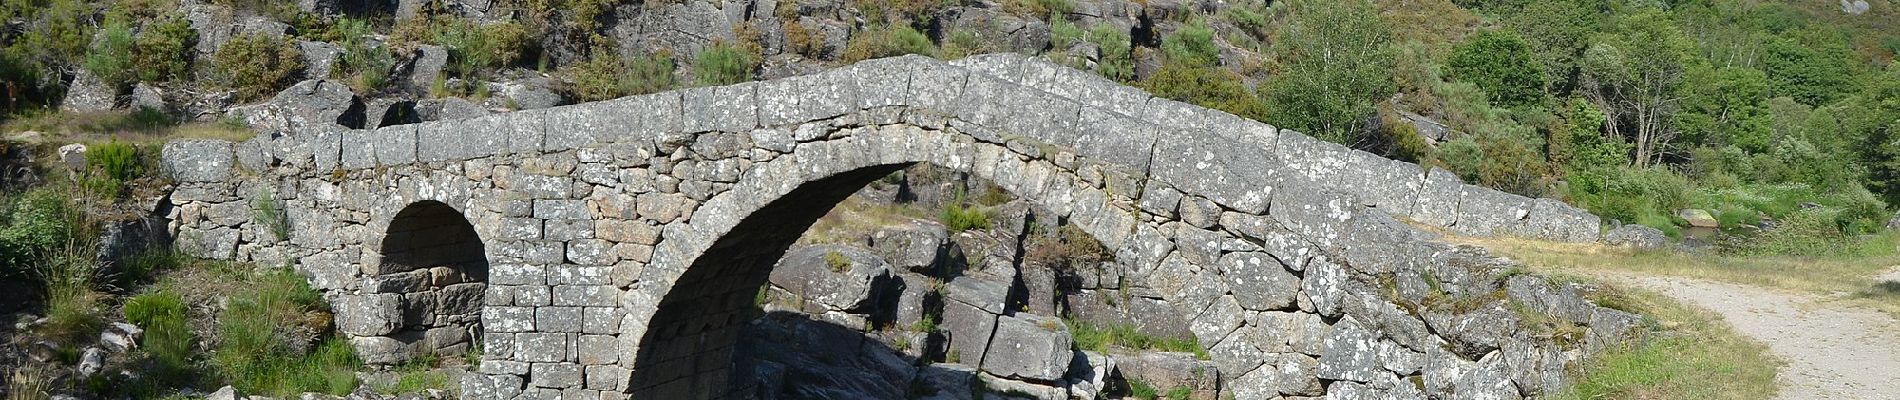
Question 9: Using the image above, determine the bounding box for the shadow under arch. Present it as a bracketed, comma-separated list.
[628, 163, 914, 398]
[374, 200, 490, 362]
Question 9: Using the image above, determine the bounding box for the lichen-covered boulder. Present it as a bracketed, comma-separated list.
[769, 245, 893, 312]
[870, 220, 951, 273]
[1603, 224, 1667, 249]
[981, 313, 1075, 382]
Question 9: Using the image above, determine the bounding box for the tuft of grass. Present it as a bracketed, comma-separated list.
[250, 188, 289, 242]
[38, 243, 104, 345]
[5, 368, 51, 400]
[1128, 378, 1159, 399]
[125, 289, 196, 383]
[213, 268, 357, 397]
[1065, 319, 1204, 357]
[824, 250, 851, 273]
[938, 203, 992, 233]
[694, 41, 759, 86]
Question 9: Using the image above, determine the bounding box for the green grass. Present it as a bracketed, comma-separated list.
[1065, 319, 1206, 359]
[1545, 280, 1780, 400]
[377, 352, 455, 395]
[212, 268, 358, 397]
[938, 203, 992, 233]
[124, 290, 195, 383]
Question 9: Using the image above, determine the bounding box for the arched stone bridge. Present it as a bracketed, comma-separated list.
[161, 54, 1632, 399]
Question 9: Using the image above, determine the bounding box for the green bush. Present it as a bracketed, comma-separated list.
[84, 18, 137, 88]
[89, 141, 142, 182]
[1143, 63, 1268, 121]
[937, 30, 988, 60]
[1160, 20, 1219, 67]
[1447, 29, 1546, 107]
[694, 42, 759, 86]
[0, 189, 78, 279]
[560, 52, 677, 102]
[335, 19, 397, 93]
[214, 269, 356, 397]
[212, 33, 306, 101]
[841, 24, 935, 63]
[132, 14, 196, 83]
[435, 18, 529, 80]
[1567, 165, 1693, 236]
[938, 203, 992, 233]
[1261, 0, 1395, 143]
[1088, 24, 1135, 82]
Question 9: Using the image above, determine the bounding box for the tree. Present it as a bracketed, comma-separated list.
[1763, 28, 1858, 106]
[1447, 29, 1547, 107]
[1578, 11, 1694, 167]
[1675, 65, 1770, 153]
[83, 18, 135, 88]
[1260, 0, 1395, 144]
[1503, 0, 1608, 94]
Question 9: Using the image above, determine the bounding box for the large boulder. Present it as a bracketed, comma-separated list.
[934, 6, 1052, 55]
[1603, 223, 1666, 249]
[1113, 351, 1221, 396]
[1677, 209, 1719, 228]
[980, 313, 1074, 382]
[228, 79, 367, 137]
[298, 41, 344, 80]
[770, 245, 894, 312]
[60, 69, 117, 113]
[869, 220, 952, 273]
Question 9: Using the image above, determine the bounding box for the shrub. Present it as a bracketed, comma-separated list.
[132, 14, 196, 83]
[841, 24, 935, 63]
[0, 189, 78, 279]
[937, 30, 988, 60]
[83, 18, 137, 87]
[1160, 20, 1219, 67]
[1143, 63, 1268, 121]
[560, 52, 677, 102]
[435, 18, 529, 80]
[125, 290, 194, 381]
[694, 42, 758, 86]
[938, 203, 992, 233]
[88, 141, 142, 182]
[213, 33, 306, 101]
[214, 269, 355, 397]
[335, 19, 397, 93]
[783, 20, 819, 58]
[1088, 24, 1135, 82]
[1447, 29, 1546, 107]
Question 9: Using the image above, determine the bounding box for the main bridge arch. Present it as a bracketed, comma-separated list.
[159, 53, 1626, 400]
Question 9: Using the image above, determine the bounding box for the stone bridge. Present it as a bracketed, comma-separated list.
[161, 54, 1631, 399]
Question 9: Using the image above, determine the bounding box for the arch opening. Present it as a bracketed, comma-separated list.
[629, 162, 1169, 399]
[374, 200, 489, 363]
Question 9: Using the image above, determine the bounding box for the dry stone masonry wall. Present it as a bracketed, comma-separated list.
[161, 54, 1637, 399]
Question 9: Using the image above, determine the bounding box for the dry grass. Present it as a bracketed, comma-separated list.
[1455, 237, 1900, 319]
[1546, 276, 1781, 400]
[797, 196, 930, 245]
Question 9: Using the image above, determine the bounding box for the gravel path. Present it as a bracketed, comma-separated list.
[1629, 275, 1900, 400]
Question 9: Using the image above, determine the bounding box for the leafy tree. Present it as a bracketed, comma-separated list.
[1447, 29, 1546, 107]
[1260, 0, 1395, 144]
[83, 18, 136, 88]
[1762, 29, 1857, 106]
[1675, 66, 1770, 153]
[1578, 11, 1694, 167]
[1503, 0, 1608, 93]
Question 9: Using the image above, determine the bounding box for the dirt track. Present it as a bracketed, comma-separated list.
[1629, 275, 1900, 400]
